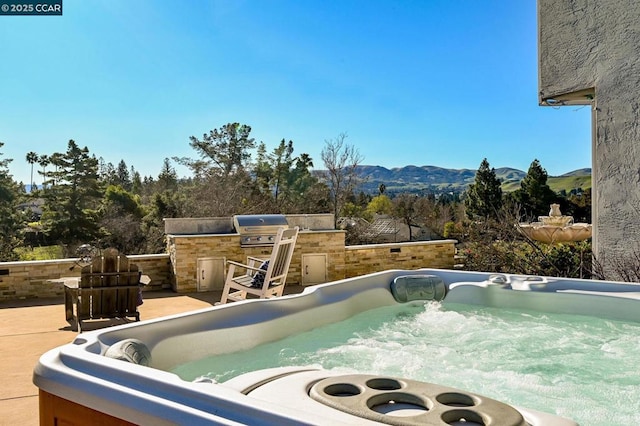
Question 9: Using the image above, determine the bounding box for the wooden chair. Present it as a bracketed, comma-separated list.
[219, 227, 299, 304]
[71, 248, 142, 332]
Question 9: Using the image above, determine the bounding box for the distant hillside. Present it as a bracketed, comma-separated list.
[559, 168, 592, 177]
[350, 165, 591, 195]
[548, 169, 592, 193]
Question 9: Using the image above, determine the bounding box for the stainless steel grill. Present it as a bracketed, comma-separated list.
[233, 214, 289, 247]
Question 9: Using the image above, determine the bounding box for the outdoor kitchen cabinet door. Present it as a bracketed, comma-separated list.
[197, 257, 225, 291]
[302, 253, 327, 286]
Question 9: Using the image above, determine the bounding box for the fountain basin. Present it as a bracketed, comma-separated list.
[518, 222, 592, 243]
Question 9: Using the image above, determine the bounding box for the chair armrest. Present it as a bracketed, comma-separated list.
[226, 260, 265, 273]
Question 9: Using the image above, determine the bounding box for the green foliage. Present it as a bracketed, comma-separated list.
[462, 240, 591, 278]
[187, 122, 256, 177]
[464, 158, 503, 220]
[26, 151, 38, 189]
[157, 158, 178, 192]
[511, 159, 557, 219]
[15, 245, 63, 261]
[99, 185, 147, 254]
[253, 139, 306, 212]
[341, 201, 369, 220]
[287, 153, 322, 212]
[443, 221, 456, 238]
[40, 140, 104, 255]
[547, 175, 591, 193]
[103, 185, 145, 217]
[0, 142, 25, 260]
[564, 188, 591, 223]
[6, 123, 593, 260]
[366, 194, 393, 216]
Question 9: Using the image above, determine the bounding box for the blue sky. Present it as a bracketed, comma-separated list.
[1, 0, 592, 186]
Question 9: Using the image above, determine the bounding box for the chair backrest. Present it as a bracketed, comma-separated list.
[261, 226, 299, 289]
[78, 248, 140, 319]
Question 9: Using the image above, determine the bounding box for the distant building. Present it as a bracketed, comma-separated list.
[538, 1, 640, 273]
[17, 198, 44, 220]
[339, 215, 438, 244]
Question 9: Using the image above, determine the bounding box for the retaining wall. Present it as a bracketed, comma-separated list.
[0, 254, 171, 302]
[0, 237, 457, 300]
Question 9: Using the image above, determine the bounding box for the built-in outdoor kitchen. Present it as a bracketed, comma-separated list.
[164, 213, 456, 294]
[164, 214, 345, 293]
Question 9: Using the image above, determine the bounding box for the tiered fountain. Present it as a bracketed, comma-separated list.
[518, 204, 592, 244]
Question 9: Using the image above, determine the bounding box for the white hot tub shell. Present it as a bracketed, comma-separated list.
[35, 268, 640, 425]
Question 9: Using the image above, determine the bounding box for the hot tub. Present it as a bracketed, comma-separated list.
[34, 269, 640, 425]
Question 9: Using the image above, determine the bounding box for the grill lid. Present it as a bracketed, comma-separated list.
[233, 214, 288, 233]
[233, 214, 289, 247]
[233, 214, 289, 234]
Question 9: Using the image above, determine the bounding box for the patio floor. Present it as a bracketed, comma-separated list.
[0, 286, 305, 426]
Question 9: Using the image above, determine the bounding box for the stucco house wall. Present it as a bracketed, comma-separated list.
[538, 0, 640, 270]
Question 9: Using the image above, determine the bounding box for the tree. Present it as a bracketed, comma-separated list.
[116, 160, 132, 191]
[366, 194, 393, 217]
[25, 151, 38, 191]
[270, 139, 295, 206]
[287, 153, 323, 213]
[321, 133, 364, 228]
[464, 158, 503, 221]
[0, 142, 24, 260]
[254, 142, 272, 195]
[99, 185, 146, 254]
[38, 154, 50, 189]
[252, 139, 299, 211]
[157, 158, 178, 192]
[513, 159, 557, 219]
[566, 188, 591, 223]
[131, 166, 142, 195]
[48, 152, 63, 186]
[141, 192, 177, 253]
[40, 140, 104, 255]
[393, 193, 422, 241]
[187, 122, 256, 177]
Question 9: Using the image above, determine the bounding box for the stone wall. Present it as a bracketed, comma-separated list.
[345, 240, 456, 278]
[0, 254, 171, 302]
[167, 231, 346, 292]
[0, 235, 457, 300]
[167, 231, 456, 293]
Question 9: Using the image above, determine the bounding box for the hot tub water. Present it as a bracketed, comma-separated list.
[172, 302, 640, 425]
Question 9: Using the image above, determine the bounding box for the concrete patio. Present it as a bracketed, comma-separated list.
[0, 286, 305, 426]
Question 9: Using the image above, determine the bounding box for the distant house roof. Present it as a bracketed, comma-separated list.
[17, 198, 44, 217]
[362, 217, 400, 238]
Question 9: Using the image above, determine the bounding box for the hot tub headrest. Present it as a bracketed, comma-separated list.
[104, 338, 152, 366]
[391, 275, 446, 303]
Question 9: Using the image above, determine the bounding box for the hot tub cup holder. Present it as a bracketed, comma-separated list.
[309, 374, 527, 426]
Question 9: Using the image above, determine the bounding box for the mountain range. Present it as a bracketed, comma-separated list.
[351, 165, 592, 195]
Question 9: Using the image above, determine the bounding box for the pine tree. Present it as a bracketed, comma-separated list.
[513, 159, 557, 219]
[41, 140, 104, 253]
[187, 122, 256, 177]
[464, 158, 503, 220]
